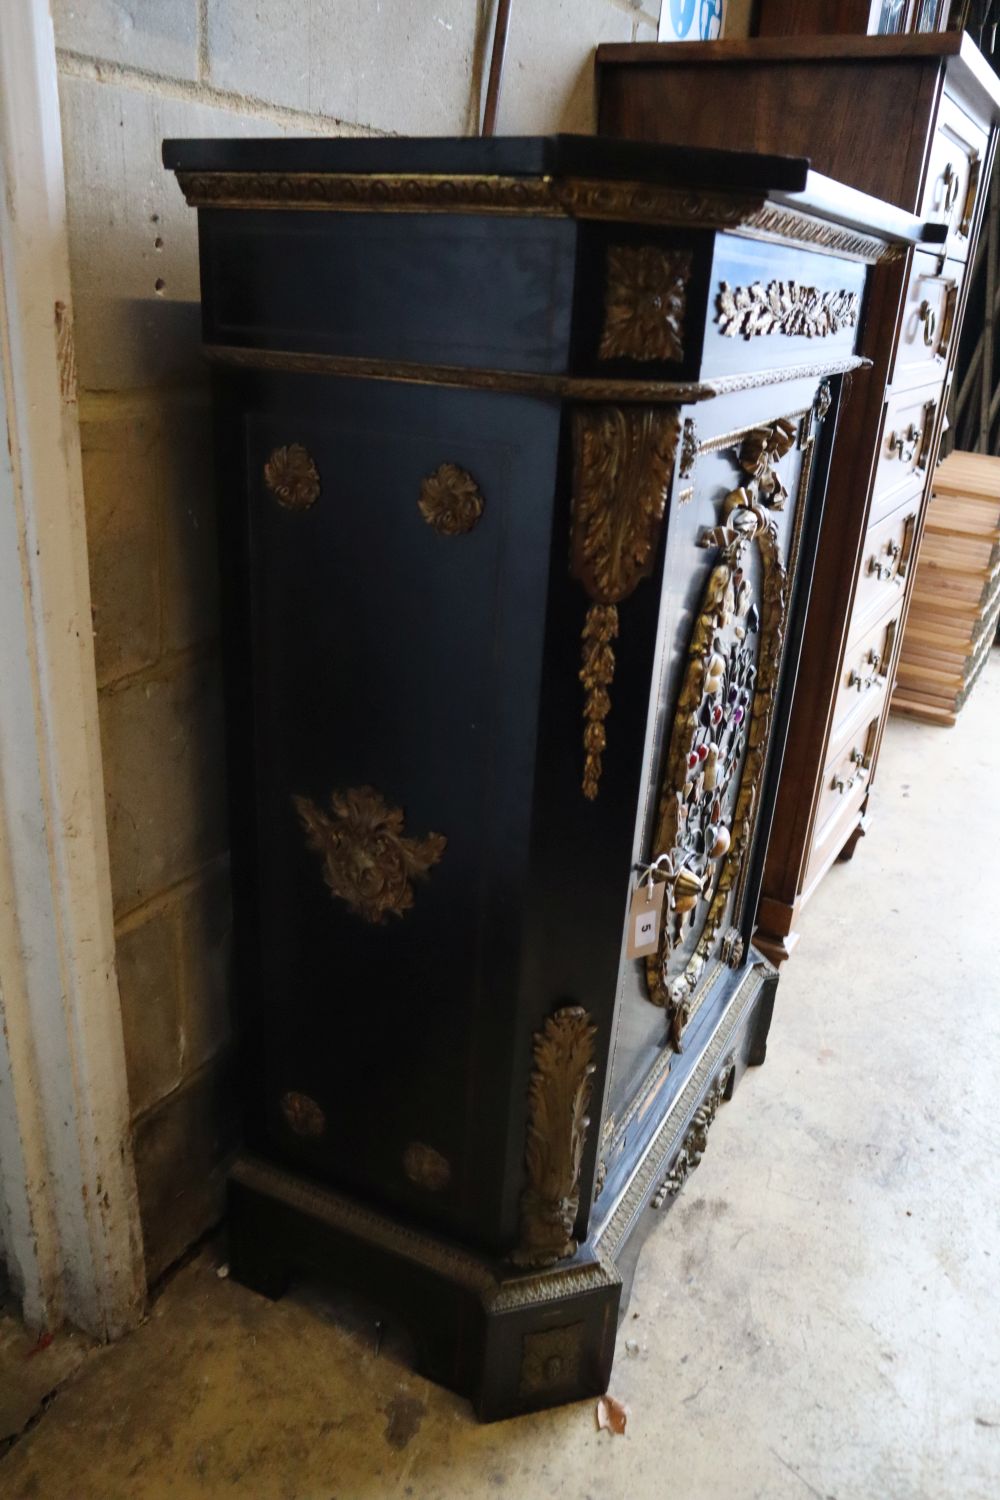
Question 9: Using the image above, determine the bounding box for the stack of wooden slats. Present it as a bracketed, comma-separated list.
[892, 450, 1000, 726]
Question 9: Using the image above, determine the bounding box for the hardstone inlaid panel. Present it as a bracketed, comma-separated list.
[602, 373, 830, 1126]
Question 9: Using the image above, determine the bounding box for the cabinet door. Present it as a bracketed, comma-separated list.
[599, 373, 835, 1175]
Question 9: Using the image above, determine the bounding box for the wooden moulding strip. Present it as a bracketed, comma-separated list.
[202, 342, 868, 404]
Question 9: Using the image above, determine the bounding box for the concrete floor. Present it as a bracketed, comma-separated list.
[2, 654, 999, 1500]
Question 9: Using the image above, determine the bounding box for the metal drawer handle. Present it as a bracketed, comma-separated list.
[919, 300, 937, 347]
[960, 151, 981, 237]
[833, 743, 874, 795]
[888, 422, 920, 463]
[868, 528, 908, 583]
[898, 513, 917, 580]
[938, 281, 958, 363]
[940, 161, 960, 215]
[916, 402, 937, 471]
[848, 650, 886, 693]
[833, 760, 863, 794]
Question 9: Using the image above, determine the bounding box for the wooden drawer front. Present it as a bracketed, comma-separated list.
[891, 251, 960, 393]
[802, 768, 868, 906]
[871, 385, 938, 524]
[853, 498, 918, 632]
[834, 602, 900, 738]
[920, 95, 987, 260]
[811, 710, 882, 868]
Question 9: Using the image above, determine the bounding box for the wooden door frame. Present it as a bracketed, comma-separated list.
[0, 0, 145, 1337]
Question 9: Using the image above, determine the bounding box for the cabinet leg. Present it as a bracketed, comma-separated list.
[752, 929, 798, 967]
[746, 968, 777, 1067]
[229, 1222, 290, 1301]
[837, 821, 866, 863]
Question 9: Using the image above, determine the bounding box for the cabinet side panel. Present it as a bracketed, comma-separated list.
[215, 366, 565, 1252]
[599, 58, 936, 210]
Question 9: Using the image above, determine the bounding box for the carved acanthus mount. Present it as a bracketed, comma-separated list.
[600, 245, 691, 362]
[717, 280, 860, 341]
[513, 1006, 597, 1268]
[571, 405, 681, 799]
[294, 785, 446, 924]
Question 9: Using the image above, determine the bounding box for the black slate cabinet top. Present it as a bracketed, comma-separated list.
[164, 132, 941, 252]
[163, 132, 811, 191]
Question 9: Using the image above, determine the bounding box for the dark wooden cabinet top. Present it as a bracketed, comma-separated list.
[596, 31, 1000, 125]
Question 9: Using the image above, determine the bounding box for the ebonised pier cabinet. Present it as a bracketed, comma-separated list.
[597, 33, 1000, 963]
[166, 135, 926, 1418]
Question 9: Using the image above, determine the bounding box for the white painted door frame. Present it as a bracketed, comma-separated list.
[0, 0, 145, 1337]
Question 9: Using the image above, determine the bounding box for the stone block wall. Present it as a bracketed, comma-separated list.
[52, 0, 660, 1282]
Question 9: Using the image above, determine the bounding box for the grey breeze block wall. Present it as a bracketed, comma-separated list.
[52, 0, 660, 1283]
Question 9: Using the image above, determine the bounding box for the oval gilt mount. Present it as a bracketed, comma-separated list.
[418, 463, 484, 536]
[402, 1142, 452, 1192]
[281, 1090, 326, 1137]
[264, 442, 320, 510]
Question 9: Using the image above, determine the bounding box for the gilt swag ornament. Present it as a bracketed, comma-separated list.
[571, 405, 681, 799]
[716, 279, 860, 341]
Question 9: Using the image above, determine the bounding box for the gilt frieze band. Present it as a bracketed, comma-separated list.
[176, 171, 904, 262]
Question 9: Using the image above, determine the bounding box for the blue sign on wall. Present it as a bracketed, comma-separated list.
[664, 0, 725, 40]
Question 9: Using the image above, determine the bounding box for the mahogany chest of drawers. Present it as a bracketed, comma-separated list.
[166, 134, 925, 1417]
[597, 32, 1000, 962]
